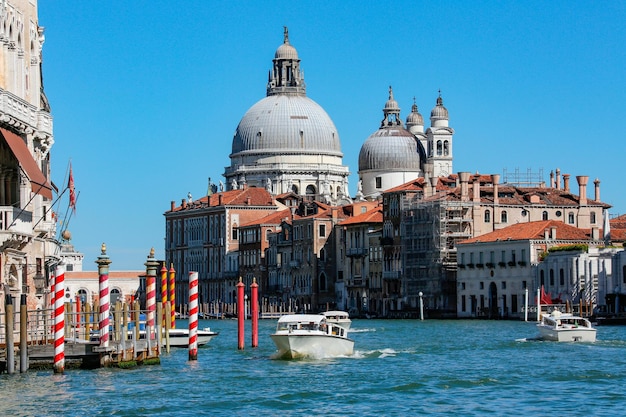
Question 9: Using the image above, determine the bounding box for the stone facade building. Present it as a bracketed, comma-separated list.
[0, 0, 57, 312]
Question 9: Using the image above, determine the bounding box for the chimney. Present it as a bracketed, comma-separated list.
[424, 174, 431, 197]
[491, 174, 500, 205]
[181, 198, 187, 209]
[246, 196, 251, 205]
[563, 174, 570, 192]
[556, 168, 561, 190]
[576, 175, 588, 205]
[472, 177, 480, 202]
[549, 170, 554, 188]
[544, 228, 550, 240]
[459, 172, 470, 202]
[430, 176, 438, 198]
[594, 178, 600, 202]
[331, 207, 338, 221]
[591, 227, 599, 240]
[218, 194, 223, 206]
[171, 200, 175, 211]
[550, 226, 557, 240]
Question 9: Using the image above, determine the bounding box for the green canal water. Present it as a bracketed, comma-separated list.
[2, 319, 625, 416]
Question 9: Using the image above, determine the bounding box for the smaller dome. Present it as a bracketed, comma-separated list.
[275, 43, 298, 60]
[384, 87, 400, 113]
[406, 100, 424, 126]
[275, 26, 299, 60]
[430, 93, 449, 120]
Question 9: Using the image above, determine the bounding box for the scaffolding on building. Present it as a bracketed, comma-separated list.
[400, 195, 473, 311]
[502, 167, 545, 188]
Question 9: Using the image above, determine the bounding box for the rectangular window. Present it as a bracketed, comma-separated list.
[461, 295, 466, 312]
[480, 282, 484, 290]
[375, 177, 382, 188]
[511, 294, 518, 313]
[501, 281, 506, 290]
[319, 224, 326, 237]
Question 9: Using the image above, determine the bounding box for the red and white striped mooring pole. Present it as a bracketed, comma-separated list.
[53, 264, 66, 374]
[188, 271, 199, 360]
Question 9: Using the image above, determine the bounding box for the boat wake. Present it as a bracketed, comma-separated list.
[350, 328, 376, 333]
[353, 348, 407, 358]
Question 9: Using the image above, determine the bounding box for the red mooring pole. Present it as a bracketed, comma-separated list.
[251, 278, 258, 347]
[237, 278, 245, 350]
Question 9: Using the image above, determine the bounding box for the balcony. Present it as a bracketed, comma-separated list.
[0, 89, 53, 136]
[382, 271, 401, 280]
[346, 247, 368, 257]
[0, 206, 33, 250]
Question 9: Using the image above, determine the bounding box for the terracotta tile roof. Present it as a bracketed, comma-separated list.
[610, 214, 626, 242]
[240, 209, 291, 227]
[382, 173, 611, 209]
[459, 220, 592, 244]
[339, 208, 383, 226]
[170, 187, 275, 211]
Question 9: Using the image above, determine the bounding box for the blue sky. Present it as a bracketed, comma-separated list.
[39, 1, 626, 270]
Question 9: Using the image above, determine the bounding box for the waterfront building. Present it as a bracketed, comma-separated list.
[64, 270, 141, 307]
[456, 220, 605, 319]
[358, 89, 454, 200]
[382, 170, 611, 317]
[164, 188, 283, 305]
[335, 202, 384, 316]
[237, 208, 290, 297]
[0, 0, 58, 311]
[224, 28, 351, 206]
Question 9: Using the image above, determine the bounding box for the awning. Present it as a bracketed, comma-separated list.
[0, 127, 53, 199]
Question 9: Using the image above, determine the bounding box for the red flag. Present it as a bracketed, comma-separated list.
[540, 285, 552, 305]
[69, 164, 76, 213]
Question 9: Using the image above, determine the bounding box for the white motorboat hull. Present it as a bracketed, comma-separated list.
[164, 328, 218, 347]
[537, 325, 596, 342]
[270, 333, 354, 359]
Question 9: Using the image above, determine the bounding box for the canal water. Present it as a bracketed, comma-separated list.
[2, 318, 625, 416]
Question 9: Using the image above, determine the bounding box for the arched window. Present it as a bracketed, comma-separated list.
[443, 140, 449, 155]
[540, 270, 545, 286]
[305, 185, 316, 196]
[319, 248, 326, 262]
[501, 211, 508, 223]
[559, 269, 564, 286]
[549, 269, 555, 286]
[436, 140, 442, 156]
[484, 210, 491, 223]
[542, 211, 548, 221]
[319, 273, 327, 292]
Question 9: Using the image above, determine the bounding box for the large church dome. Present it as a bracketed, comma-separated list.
[231, 94, 342, 155]
[224, 28, 349, 204]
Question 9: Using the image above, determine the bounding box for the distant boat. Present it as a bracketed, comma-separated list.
[537, 310, 596, 342]
[164, 328, 218, 347]
[270, 314, 354, 359]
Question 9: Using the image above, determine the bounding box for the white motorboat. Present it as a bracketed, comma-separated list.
[164, 327, 218, 347]
[270, 314, 354, 359]
[537, 310, 596, 342]
[320, 310, 352, 330]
